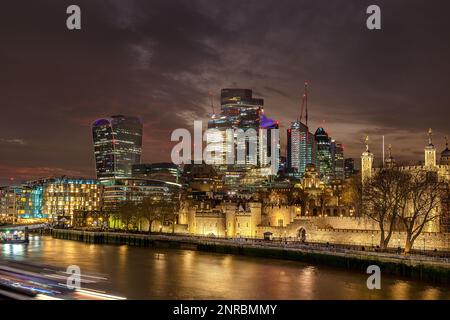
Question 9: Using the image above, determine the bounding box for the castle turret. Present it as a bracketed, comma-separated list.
[384, 144, 396, 168]
[361, 136, 374, 183]
[440, 136, 450, 166]
[425, 128, 436, 167]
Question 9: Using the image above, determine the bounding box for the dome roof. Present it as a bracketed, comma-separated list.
[314, 127, 327, 136]
[441, 147, 450, 157]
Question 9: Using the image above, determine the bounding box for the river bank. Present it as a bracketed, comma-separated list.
[50, 229, 450, 285]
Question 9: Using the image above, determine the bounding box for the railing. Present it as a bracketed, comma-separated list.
[53, 228, 450, 265]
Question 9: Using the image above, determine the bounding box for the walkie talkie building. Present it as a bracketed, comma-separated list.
[92, 115, 143, 180]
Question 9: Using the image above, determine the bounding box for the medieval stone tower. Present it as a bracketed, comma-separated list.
[361, 136, 374, 183]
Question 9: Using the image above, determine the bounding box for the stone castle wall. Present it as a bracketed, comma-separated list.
[178, 201, 450, 250]
[256, 218, 450, 250]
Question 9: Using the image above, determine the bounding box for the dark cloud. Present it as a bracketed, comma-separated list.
[1, 0, 450, 184]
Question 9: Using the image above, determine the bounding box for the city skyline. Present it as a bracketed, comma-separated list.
[1, 0, 450, 185]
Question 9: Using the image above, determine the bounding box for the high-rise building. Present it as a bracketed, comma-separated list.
[207, 89, 279, 173]
[0, 186, 21, 222]
[259, 113, 280, 172]
[287, 121, 317, 178]
[132, 163, 180, 184]
[101, 178, 180, 211]
[331, 140, 345, 180]
[92, 115, 143, 180]
[344, 158, 355, 179]
[1, 177, 102, 224]
[314, 127, 332, 183]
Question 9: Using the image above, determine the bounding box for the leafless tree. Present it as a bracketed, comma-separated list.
[362, 167, 410, 250]
[139, 195, 180, 234]
[139, 197, 163, 234]
[118, 201, 138, 231]
[341, 174, 363, 216]
[397, 171, 446, 254]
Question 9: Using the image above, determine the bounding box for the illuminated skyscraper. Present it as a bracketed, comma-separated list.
[37, 177, 102, 223]
[314, 127, 332, 183]
[207, 89, 279, 172]
[0, 178, 102, 223]
[331, 140, 345, 180]
[287, 121, 317, 178]
[344, 158, 355, 179]
[92, 115, 143, 180]
[132, 163, 180, 184]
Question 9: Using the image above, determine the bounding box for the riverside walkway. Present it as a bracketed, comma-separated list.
[50, 229, 450, 270]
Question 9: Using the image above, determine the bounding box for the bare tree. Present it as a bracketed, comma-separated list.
[362, 168, 410, 250]
[107, 209, 121, 230]
[159, 200, 180, 233]
[138, 194, 180, 234]
[318, 191, 332, 216]
[341, 174, 363, 216]
[118, 201, 138, 231]
[398, 171, 445, 254]
[139, 197, 163, 234]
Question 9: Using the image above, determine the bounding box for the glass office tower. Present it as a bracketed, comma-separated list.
[207, 89, 279, 170]
[287, 121, 317, 179]
[331, 140, 345, 180]
[314, 127, 333, 183]
[92, 115, 143, 180]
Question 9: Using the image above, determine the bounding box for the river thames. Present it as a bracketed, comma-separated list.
[0, 235, 449, 299]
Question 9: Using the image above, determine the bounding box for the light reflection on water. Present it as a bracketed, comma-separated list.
[0, 236, 449, 300]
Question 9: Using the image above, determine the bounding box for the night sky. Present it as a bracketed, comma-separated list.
[1, 0, 450, 185]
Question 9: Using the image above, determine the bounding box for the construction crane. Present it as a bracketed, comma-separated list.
[208, 91, 216, 118]
[299, 81, 308, 127]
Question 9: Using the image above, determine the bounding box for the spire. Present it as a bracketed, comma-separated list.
[385, 143, 396, 168]
[428, 128, 433, 146]
[361, 135, 374, 183]
[425, 128, 436, 167]
[445, 136, 449, 149]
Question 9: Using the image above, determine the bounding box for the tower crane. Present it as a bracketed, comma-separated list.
[208, 91, 216, 118]
[299, 81, 308, 127]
